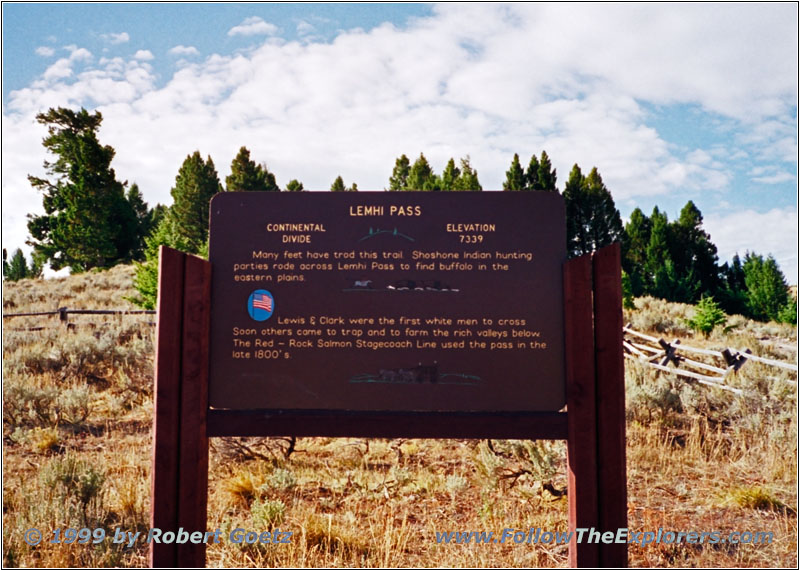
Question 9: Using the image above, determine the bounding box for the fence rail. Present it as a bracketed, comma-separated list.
[2, 307, 156, 331]
[623, 324, 797, 392]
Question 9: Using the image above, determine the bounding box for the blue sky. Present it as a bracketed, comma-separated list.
[2, 3, 797, 281]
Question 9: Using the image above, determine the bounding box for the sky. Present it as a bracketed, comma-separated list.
[2, 3, 798, 282]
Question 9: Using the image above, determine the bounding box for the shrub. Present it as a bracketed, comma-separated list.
[251, 498, 285, 529]
[777, 297, 797, 325]
[685, 295, 727, 337]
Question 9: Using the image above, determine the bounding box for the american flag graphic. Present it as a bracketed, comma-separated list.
[252, 293, 273, 313]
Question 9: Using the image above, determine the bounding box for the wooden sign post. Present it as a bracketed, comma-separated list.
[149, 193, 626, 568]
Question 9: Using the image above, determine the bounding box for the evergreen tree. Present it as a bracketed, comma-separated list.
[536, 150, 557, 192]
[563, 165, 587, 256]
[285, 179, 304, 192]
[502, 153, 525, 191]
[564, 165, 624, 257]
[126, 183, 152, 262]
[718, 254, 749, 315]
[29, 251, 45, 278]
[388, 154, 410, 191]
[777, 296, 797, 325]
[671, 201, 719, 300]
[330, 177, 357, 192]
[623, 207, 651, 296]
[130, 154, 218, 309]
[406, 153, 435, 191]
[743, 253, 789, 322]
[6, 248, 29, 281]
[453, 157, 482, 191]
[441, 158, 460, 191]
[131, 215, 195, 309]
[166, 151, 222, 253]
[644, 208, 671, 298]
[643, 208, 696, 302]
[225, 146, 278, 191]
[27, 107, 139, 272]
[149, 203, 168, 234]
[330, 176, 346, 192]
[685, 295, 727, 337]
[525, 154, 540, 190]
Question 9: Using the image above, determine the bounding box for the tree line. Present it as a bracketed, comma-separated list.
[10, 106, 795, 324]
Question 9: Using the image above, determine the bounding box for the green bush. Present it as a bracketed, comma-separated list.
[685, 295, 727, 337]
[777, 297, 797, 325]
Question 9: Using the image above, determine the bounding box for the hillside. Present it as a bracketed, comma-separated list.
[2, 265, 797, 567]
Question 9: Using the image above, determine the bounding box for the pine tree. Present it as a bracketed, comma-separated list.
[29, 251, 45, 278]
[167, 151, 222, 253]
[285, 179, 304, 192]
[563, 165, 587, 256]
[644, 207, 671, 298]
[743, 253, 789, 322]
[330, 176, 346, 192]
[643, 208, 695, 301]
[6, 248, 29, 281]
[126, 183, 152, 262]
[225, 146, 279, 191]
[718, 254, 749, 316]
[441, 158, 460, 191]
[503, 153, 525, 191]
[131, 154, 218, 308]
[671, 201, 719, 300]
[583, 168, 624, 252]
[406, 154, 435, 191]
[777, 297, 797, 325]
[453, 157, 482, 191]
[623, 207, 651, 295]
[27, 107, 139, 272]
[525, 154, 540, 190]
[536, 150, 557, 192]
[131, 215, 195, 309]
[563, 165, 623, 257]
[388, 154, 410, 191]
[685, 295, 727, 337]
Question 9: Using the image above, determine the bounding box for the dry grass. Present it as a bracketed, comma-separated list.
[2, 270, 797, 567]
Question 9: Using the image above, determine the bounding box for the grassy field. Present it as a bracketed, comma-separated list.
[2, 265, 797, 567]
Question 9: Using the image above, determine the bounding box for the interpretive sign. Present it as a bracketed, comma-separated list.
[208, 192, 566, 411]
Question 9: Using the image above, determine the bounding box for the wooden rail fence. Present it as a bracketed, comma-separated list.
[623, 325, 797, 394]
[2, 307, 156, 331]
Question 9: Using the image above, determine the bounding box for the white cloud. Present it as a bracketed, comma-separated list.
[67, 46, 92, 62]
[228, 16, 278, 37]
[296, 20, 315, 36]
[133, 50, 155, 61]
[705, 208, 798, 284]
[168, 45, 200, 57]
[35, 46, 55, 57]
[748, 167, 797, 185]
[42, 58, 74, 81]
[101, 32, 130, 45]
[2, 4, 796, 279]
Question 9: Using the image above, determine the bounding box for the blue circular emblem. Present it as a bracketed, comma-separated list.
[248, 289, 275, 321]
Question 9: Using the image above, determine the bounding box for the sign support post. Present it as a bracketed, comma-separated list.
[150, 247, 211, 567]
[564, 244, 627, 567]
[150, 240, 626, 567]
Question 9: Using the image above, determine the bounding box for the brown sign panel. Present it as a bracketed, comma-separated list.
[208, 192, 566, 412]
